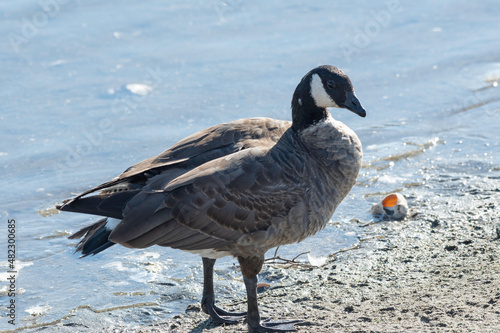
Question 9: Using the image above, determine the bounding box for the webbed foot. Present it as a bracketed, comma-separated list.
[202, 301, 246, 324]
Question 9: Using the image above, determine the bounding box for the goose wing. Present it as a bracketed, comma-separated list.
[58, 118, 290, 219]
[108, 132, 307, 255]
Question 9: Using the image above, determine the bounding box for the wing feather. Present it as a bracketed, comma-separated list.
[109, 129, 308, 254]
[64, 119, 299, 255]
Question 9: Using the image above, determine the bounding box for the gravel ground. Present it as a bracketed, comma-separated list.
[25, 174, 499, 333]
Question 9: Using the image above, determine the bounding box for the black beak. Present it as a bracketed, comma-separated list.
[342, 91, 366, 118]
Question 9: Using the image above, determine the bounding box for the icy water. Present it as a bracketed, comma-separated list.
[1, 0, 499, 330]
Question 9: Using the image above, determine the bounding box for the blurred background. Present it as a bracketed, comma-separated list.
[1, 0, 499, 330]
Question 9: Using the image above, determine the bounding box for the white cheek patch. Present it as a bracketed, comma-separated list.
[310, 74, 339, 108]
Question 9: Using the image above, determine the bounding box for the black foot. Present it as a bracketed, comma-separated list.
[249, 319, 302, 332]
[203, 302, 247, 324]
[201, 257, 247, 325]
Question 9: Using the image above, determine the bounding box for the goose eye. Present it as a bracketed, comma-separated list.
[326, 80, 336, 89]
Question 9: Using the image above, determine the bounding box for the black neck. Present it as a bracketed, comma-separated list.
[291, 80, 329, 133]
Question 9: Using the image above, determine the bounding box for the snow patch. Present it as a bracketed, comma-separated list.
[126, 83, 153, 96]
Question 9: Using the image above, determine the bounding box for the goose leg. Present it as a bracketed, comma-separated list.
[201, 257, 246, 324]
[239, 256, 302, 332]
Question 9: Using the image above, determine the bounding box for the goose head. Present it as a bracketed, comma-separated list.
[291, 65, 366, 132]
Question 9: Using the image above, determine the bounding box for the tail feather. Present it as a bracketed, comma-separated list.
[69, 218, 116, 257]
[58, 190, 140, 219]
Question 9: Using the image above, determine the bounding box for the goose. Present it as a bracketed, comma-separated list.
[58, 65, 366, 332]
